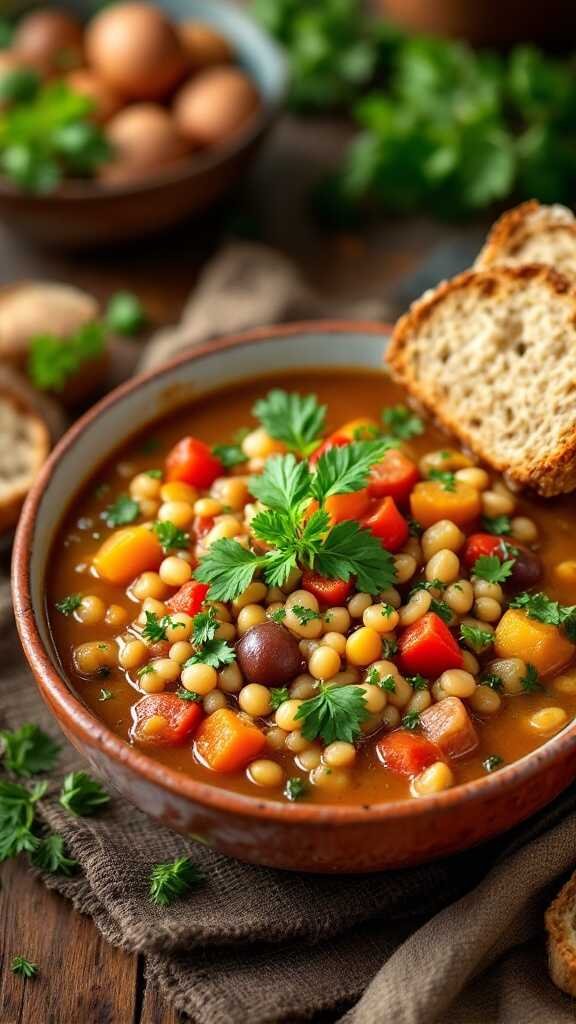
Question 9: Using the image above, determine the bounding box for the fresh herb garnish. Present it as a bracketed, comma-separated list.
[308, 439, 393, 502]
[59, 772, 110, 817]
[142, 612, 185, 644]
[0, 724, 59, 777]
[407, 675, 429, 691]
[410, 578, 446, 595]
[382, 404, 424, 441]
[481, 515, 512, 536]
[269, 607, 287, 623]
[430, 598, 453, 623]
[366, 667, 396, 692]
[460, 624, 494, 652]
[481, 673, 503, 692]
[30, 834, 78, 875]
[145, 469, 163, 479]
[291, 604, 321, 625]
[381, 636, 398, 658]
[105, 291, 146, 335]
[28, 321, 105, 392]
[11, 955, 39, 979]
[521, 664, 542, 693]
[98, 689, 113, 702]
[252, 389, 326, 457]
[0, 779, 46, 862]
[269, 687, 291, 710]
[428, 469, 456, 492]
[55, 593, 82, 616]
[295, 683, 368, 743]
[472, 554, 515, 584]
[176, 689, 202, 702]
[509, 592, 576, 641]
[212, 443, 246, 468]
[402, 710, 421, 731]
[103, 494, 140, 528]
[152, 520, 189, 553]
[483, 755, 504, 773]
[284, 777, 308, 801]
[184, 608, 236, 669]
[149, 856, 202, 906]
[408, 518, 423, 537]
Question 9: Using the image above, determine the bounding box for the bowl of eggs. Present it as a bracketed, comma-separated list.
[0, 0, 287, 245]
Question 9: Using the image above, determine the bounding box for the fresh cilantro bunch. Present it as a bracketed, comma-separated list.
[195, 441, 397, 601]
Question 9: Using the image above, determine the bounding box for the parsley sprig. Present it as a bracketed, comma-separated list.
[295, 683, 368, 743]
[253, 389, 326, 457]
[382, 404, 424, 441]
[59, 771, 110, 817]
[481, 515, 512, 536]
[428, 469, 456, 492]
[103, 494, 140, 528]
[0, 724, 59, 778]
[472, 554, 515, 584]
[149, 856, 202, 906]
[510, 592, 576, 641]
[31, 834, 78, 875]
[183, 608, 236, 670]
[142, 612, 185, 644]
[152, 520, 189, 553]
[55, 593, 82, 616]
[460, 623, 494, 652]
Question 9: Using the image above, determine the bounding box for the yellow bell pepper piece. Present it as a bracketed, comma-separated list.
[494, 608, 575, 677]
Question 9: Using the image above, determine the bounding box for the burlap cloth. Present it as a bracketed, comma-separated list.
[3, 244, 576, 1023]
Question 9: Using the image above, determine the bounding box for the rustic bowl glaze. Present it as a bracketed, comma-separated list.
[12, 322, 576, 872]
[0, 0, 287, 246]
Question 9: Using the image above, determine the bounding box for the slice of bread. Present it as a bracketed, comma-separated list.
[546, 872, 576, 996]
[387, 264, 576, 496]
[476, 200, 576, 277]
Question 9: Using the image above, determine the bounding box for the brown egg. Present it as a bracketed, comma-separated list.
[65, 69, 122, 124]
[86, 2, 187, 101]
[173, 67, 260, 147]
[12, 8, 84, 77]
[178, 21, 233, 70]
[99, 103, 190, 185]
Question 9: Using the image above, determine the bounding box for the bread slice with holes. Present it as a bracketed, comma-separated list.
[475, 200, 576, 276]
[546, 871, 576, 996]
[387, 264, 576, 496]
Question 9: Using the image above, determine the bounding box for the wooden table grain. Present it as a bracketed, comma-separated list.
[0, 116, 486, 1024]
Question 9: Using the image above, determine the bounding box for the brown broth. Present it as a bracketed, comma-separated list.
[47, 368, 576, 805]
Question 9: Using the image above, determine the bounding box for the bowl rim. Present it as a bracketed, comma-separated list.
[0, 0, 288, 202]
[12, 319, 576, 828]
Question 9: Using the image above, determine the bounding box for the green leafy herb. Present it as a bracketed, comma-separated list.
[30, 834, 78, 875]
[152, 520, 189, 553]
[483, 755, 504, 773]
[195, 539, 265, 603]
[212, 443, 246, 468]
[407, 675, 429, 691]
[521, 663, 542, 693]
[309, 439, 393, 503]
[252, 389, 326, 457]
[295, 683, 368, 743]
[0, 778, 47, 861]
[382, 404, 424, 441]
[381, 636, 398, 658]
[284, 777, 308, 801]
[472, 554, 515, 584]
[59, 772, 110, 817]
[137, 665, 155, 678]
[103, 494, 140, 528]
[176, 689, 202, 702]
[184, 640, 235, 671]
[410, 578, 445, 595]
[428, 468, 456, 492]
[481, 673, 503, 692]
[430, 598, 453, 623]
[191, 608, 218, 646]
[509, 592, 576, 641]
[0, 724, 59, 777]
[0, 67, 40, 105]
[408, 518, 423, 537]
[269, 607, 287, 623]
[269, 687, 291, 710]
[29, 321, 105, 392]
[142, 612, 185, 644]
[105, 291, 146, 335]
[460, 623, 494, 652]
[291, 604, 321, 626]
[145, 469, 163, 479]
[315, 520, 397, 593]
[11, 955, 39, 979]
[98, 688, 113, 702]
[402, 710, 421, 731]
[481, 515, 512, 536]
[149, 856, 202, 906]
[55, 593, 82, 616]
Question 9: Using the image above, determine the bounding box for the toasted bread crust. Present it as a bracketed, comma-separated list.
[476, 200, 576, 272]
[0, 368, 57, 533]
[388, 264, 576, 496]
[546, 872, 576, 996]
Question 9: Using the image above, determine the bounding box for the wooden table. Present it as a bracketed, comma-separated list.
[0, 116, 487, 1024]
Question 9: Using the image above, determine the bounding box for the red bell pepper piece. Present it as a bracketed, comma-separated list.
[301, 569, 354, 606]
[363, 496, 409, 552]
[368, 449, 420, 505]
[166, 580, 209, 616]
[309, 418, 379, 465]
[166, 436, 223, 488]
[377, 730, 442, 777]
[132, 694, 203, 746]
[463, 532, 505, 570]
[397, 612, 464, 677]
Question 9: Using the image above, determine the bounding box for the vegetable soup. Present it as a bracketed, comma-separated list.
[47, 369, 576, 806]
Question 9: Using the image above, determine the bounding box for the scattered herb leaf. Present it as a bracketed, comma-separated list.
[55, 593, 82, 616]
[382, 404, 424, 441]
[212, 443, 246, 468]
[59, 771, 110, 817]
[149, 856, 202, 906]
[152, 520, 189, 553]
[103, 494, 140, 528]
[11, 956, 39, 979]
[295, 683, 368, 743]
[284, 777, 308, 801]
[0, 724, 59, 777]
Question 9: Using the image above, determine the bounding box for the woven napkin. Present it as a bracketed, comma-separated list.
[3, 244, 576, 1023]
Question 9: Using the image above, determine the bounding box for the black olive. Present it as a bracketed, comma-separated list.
[236, 621, 305, 687]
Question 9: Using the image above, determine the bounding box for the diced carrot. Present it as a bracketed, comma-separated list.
[420, 696, 479, 760]
[377, 730, 441, 777]
[194, 708, 266, 772]
[363, 496, 409, 552]
[397, 612, 464, 677]
[325, 488, 371, 524]
[368, 449, 420, 505]
[93, 525, 163, 585]
[410, 480, 481, 529]
[166, 580, 209, 616]
[301, 570, 354, 606]
[495, 608, 575, 677]
[166, 436, 223, 488]
[132, 694, 204, 746]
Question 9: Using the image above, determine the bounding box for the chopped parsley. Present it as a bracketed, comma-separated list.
[291, 604, 321, 625]
[30, 834, 78, 875]
[269, 607, 287, 623]
[103, 494, 140, 528]
[152, 520, 189, 552]
[381, 636, 398, 658]
[142, 612, 185, 644]
[105, 291, 146, 335]
[269, 687, 291, 709]
[145, 468, 163, 479]
[184, 608, 236, 669]
[408, 518, 423, 537]
[98, 689, 113, 702]
[11, 956, 39, 979]
[459, 623, 494, 652]
[472, 554, 515, 584]
[212, 443, 246, 468]
[483, 755, 504, 773]
[430, 598, 453, 623]
[284, 777, 308, 801]
[381, 403, 424, 441]
[149, 856, 202, 906]
[59, 771, 110, 817]
[0, 724, 60, 777]
[252, 389, 326, 457]
[407, 675, 429, 691]
[481, 515, 512, 536]
[295, 683, 368, 743]
[366, 666, 396, 692]
[509, 592, 576, 641]
[177, 689, 203, 702]
[427, 468, 456, 492]
[410, 578, 446, 595]
[402, 710, 421, 731]
[481, 673, 503, 692]
[55, 593, 82, 616]
[0, 779, 47, 862]
[521, 664, 542, 693]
